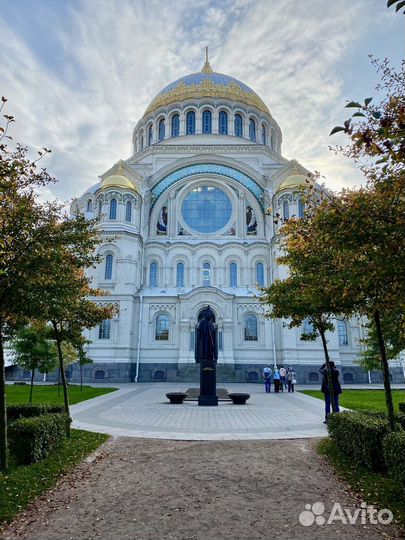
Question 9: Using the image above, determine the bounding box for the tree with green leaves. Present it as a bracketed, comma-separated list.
[357, 311, 405, 373]
[387, 0, 405, 14]
[75, 338, 94, 391]
[33, 258, 115, 433]
[0, 98, 114, 467]
[260, 206, 352, 414]
[0, 98, 63, 470]
[12, 323, 57, 402]
[327, 60, 405, 430]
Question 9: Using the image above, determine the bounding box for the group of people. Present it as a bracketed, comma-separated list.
[263, 361, 343, 423]
[262, 366, 296, 393]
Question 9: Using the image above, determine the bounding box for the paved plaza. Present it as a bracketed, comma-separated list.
[71, 383, 329, 440]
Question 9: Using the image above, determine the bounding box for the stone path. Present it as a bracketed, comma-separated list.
[2, 437, 400, 540]
[71, 383, 330, 440]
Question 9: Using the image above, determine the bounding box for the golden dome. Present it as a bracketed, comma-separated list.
[144, 54, 270, 116]
[100, 174, 137, 192]
[277, 174, 311, 192]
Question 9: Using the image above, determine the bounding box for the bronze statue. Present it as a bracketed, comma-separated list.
[195, 305, 218, 363]
[195, 305, 218, 406]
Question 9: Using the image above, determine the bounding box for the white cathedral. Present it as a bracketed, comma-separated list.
[63, 53, 402, 385]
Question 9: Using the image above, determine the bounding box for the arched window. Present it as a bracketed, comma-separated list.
[302, 318, 314, 336]
[98, 201, 103, 216]
[86, 199, 93, 212]
[270, 131, 275, 149]
[298, 197, 305, 218]
[148, 124, 153, 146]
[338, 320, 348, 346]
[230, 262, 237, 287]
[249, 118, 256, 141]
[98, 319, 111, 339]
[186, 111, 195, 135]
[149, 262, 158, 287]
[283, 200, 289, 220]
[140, 134, 144, 150]
[234, 114, 243, 137]
[176, 262, 184, 287]
[202, 262, 211, 286]
[202, 110, 212, 134]
[104, 254, 113, 280]
[155, 314, 169, 341]
[219, 111, 228, 135]
[171, 114, 180, 137]
[125, 201, 132, 222]
[158, 118, 165, 141]
[256, 262, 264, 287]
[109, 198, 117, 220]
[261, 124, 266, 145]
[244, 315, 258, 341]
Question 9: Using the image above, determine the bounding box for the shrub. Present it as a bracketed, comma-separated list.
[7, 403, 64, 422]
[327, 411, 392, 471]
[383, 431, 405, 487]
[399, 402, 405, 414]
[8, 413, 71, 464]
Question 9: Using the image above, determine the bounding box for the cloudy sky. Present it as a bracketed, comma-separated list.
[0, 0, 403, 202]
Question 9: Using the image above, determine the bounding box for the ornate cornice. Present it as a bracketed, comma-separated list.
[126, 142, 288, 166]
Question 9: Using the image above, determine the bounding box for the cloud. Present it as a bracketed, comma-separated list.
[0, 0, 402, 200]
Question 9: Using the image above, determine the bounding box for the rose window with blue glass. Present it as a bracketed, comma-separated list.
[181, 186, 232, 233]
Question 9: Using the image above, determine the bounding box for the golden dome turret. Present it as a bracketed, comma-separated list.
[100, 163, 138, 192]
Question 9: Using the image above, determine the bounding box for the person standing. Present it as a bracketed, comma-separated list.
[319, 361, 342, 423]
[286, 367, 296, 392]
[279, 365, 287, 391]
[273, 367, 281, 393]
[262, 366, 272, 393]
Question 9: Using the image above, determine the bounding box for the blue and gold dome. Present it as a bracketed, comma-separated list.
[144, 52, 270, 116]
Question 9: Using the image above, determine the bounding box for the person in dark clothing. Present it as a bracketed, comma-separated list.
[319, 361, 342, 423]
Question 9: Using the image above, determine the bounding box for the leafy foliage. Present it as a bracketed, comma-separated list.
[327, 411, 394, 471]
[8, 413, 71, 464]
[6, 403, 64, 422]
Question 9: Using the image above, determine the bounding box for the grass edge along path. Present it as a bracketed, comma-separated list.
[0, 429, 109, 528]
[302, 389, 405, 412]
[317, 438, 405, 529]
[6, 384, 117, 405]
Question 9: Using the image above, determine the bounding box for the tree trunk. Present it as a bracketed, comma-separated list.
[52, 321, 71, 437]
[374, 310, 396, 431]
[319, 326, 337, 413]
[57, 367, 61, 397]
[80, 362, 83, 391]
[29, 368, 35, 403]
[0, 322, 8, 471]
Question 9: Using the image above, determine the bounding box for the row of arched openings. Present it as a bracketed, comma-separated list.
[87, 199, 133, 222]
[302, 318, 349, 346]
[152, 313, 258, 342]
[281, 198, 305, 220]
[143, 111, 270, 146]
[148, 261, 266, 288]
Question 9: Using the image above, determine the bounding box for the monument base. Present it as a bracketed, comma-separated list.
[198, 358, 218, 407]
[198, 394, 219, 406]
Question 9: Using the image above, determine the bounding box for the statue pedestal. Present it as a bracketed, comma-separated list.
[198, 359, 218, 406]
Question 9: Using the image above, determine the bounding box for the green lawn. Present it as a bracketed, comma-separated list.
[0, 429, 109, 527]
[6, 384, 117, 405]
[302, 389, 405, 412]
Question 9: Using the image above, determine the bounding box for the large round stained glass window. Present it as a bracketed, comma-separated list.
[181, 186, 232, 233]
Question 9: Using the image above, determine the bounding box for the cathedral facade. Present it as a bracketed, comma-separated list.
[67, 55, 403, 385]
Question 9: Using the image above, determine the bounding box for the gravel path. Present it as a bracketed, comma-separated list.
[1, 437, 401, 540]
